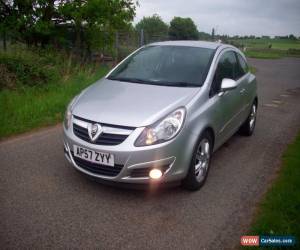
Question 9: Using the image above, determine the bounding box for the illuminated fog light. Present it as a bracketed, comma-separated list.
[149, 169, 162, 179]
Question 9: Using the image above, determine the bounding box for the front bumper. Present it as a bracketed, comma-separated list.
[63, 121, 197, 184]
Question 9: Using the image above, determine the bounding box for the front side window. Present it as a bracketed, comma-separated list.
[210, 51, 238, 96]
[236, 53, 249, 76]
[108, 45, 215, 87]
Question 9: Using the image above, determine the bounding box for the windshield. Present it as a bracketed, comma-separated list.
[107, 45, 215, 87]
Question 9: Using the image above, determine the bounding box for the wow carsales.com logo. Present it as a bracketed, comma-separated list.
[241, 236, 296, 247]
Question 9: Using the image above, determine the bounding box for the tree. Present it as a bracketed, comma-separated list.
[59, 0, 136, 53]
[0, 0, 59, 47]
[0, 0, 30, 49]
[211, 28, 215, 40]
[169, 17, 199, 40]
[0, 0, 13, 50]
[0, 0, 137, 53]
[288, 34, 296, 40]
[135, 14, 168, 42]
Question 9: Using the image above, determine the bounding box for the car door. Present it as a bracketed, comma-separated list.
[209, 50, 245, 144]
[235, 52, 253, 121]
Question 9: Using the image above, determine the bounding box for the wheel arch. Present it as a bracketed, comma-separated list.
[201, 126, 215, 151]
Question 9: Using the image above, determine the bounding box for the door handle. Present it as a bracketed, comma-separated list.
[240, 88, 246, 94]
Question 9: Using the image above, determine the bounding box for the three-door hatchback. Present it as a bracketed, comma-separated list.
[63, 41, 257, 190]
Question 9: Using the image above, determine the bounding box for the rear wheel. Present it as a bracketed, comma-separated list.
[182, 131, 213, 191]
[239, 100, 257, 136]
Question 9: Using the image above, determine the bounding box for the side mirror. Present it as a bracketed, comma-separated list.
[218, 78, 238, 96]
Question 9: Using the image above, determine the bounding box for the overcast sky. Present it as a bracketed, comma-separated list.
[134, 0, 300, 36]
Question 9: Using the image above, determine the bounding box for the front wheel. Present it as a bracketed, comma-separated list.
[182, 131, 213, 191]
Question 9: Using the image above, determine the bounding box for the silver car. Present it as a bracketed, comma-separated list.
[63, 41, 257, 190]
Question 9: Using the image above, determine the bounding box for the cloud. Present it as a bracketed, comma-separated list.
[134, 0, 300, 36]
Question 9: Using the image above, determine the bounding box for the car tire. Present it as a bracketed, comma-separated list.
[239, 100, 257, 136]
[182, 131, 213, 191]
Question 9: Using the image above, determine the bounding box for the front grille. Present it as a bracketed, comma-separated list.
[73, 123, 129, 146]
[130, 165, 170, 178]
[72, 152, 123, 177]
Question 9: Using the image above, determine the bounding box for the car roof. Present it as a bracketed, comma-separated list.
[148, 40, 232, 50]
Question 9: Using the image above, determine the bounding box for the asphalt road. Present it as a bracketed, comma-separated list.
[1, 58, 300, 249]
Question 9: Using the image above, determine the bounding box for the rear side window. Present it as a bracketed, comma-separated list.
[236, 53, 249, 76]
[210, 51, 238, 96]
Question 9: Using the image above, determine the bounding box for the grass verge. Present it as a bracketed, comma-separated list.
[0, 66, 108, 138]
[245, 132, 300, 249]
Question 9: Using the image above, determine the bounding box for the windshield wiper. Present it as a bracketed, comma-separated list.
[154, 81, 201, 87]
[107, 76, 153, 84]
[108, 77, 201, 87]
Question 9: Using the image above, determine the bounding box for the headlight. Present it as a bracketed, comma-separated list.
[135, 107, 186, 147]
[64, 108, 72, 130]
[64, 96, 78, 129]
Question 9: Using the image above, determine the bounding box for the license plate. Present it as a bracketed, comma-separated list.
[73, 145, 114, 167]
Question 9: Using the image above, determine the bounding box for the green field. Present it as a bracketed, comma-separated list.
[229, 38, 300, 59]
[234, 38, 300, 50]
[245, 49, 287, 59]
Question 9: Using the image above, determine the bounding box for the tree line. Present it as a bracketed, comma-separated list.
[136, 14, 200, 42]
[135, 15, 300, 42]
[0, 0, 136, 53]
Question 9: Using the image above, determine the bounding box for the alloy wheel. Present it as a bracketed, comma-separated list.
[194, 138, 210, 183]
[249, 104, 257, 130]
